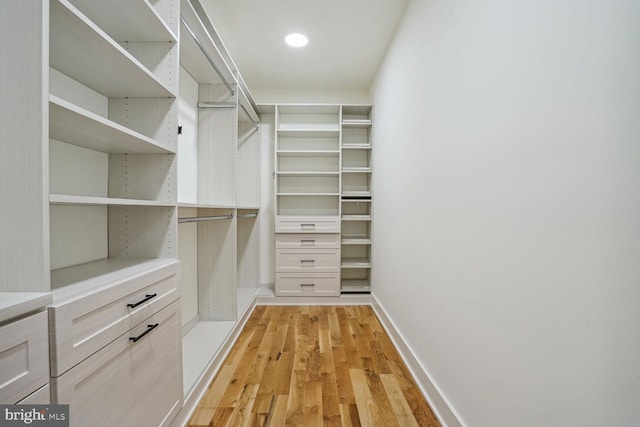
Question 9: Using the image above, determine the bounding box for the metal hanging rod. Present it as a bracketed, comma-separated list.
[198, 102, 236, 109]
[239, 103, 260, 129]
[178, 214, 233, 224]
[180, 16, 235, 96]
[237, 213, 258, 219]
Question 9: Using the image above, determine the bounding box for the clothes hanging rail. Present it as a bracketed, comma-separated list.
[180, 16, 235, 96]
[178, 214, 233, 224]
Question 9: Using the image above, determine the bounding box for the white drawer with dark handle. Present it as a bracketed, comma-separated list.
[275, 233, 340, 249]
[275, 249, 340, 273]
[275, 273, 340, 296]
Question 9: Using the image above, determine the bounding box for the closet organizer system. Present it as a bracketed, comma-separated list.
[273, 105, 374, 296]
[0, 0, 261, 426]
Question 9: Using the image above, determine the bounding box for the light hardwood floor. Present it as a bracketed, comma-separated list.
[188, 305, 440, 427]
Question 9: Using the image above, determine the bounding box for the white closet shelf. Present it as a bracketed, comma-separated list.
[341, 119, 372, 127]
[50, 0, 176, 98]
[341, 238, 372, 245]
[178, 202, 236, 209]
[342, 191, 372, 197]
[276, 129, 340, 137]
[67, 0, 177, 42]
[341, 280, 371, 292]
[341, 258, 372, 268]
[50, 258, 178, 302]
[50, 194, 176, 207]
[342, 144, 372, 149]
[341, 215, 372, 221]
[49, 96, 174, 154]
[341, 167, 372, 173]
[277, 150, 340, 157]
[277, 172, 340, 176]
[276, 192, 340, 196]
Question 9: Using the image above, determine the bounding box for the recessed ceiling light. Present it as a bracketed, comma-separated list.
[285, 33, 308, 48]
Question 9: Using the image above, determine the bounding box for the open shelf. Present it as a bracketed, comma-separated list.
[342, 119, 372, 127]
[341, 258, 372, 268]
[341, 215, 372, 221]
[341, 280, 371, 293]
[342, 237, 372, 245]
[49, 95, 174, 154]
[67, 0, 177, 42]
[50, 0, 175, 98]
[50, 194, 176, 207]
[342, 191, 372, 198]
[50, 257, 178, 301]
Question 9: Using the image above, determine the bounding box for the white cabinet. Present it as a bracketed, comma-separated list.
[274, 105, 373, 295]
[51, 301, 182, 427]
[0, 311, 49, 404]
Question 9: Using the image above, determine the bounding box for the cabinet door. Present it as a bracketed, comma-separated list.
[0, 311, 49, 404]
[51, 301, 183, 427]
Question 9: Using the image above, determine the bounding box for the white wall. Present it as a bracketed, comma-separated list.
[371, 1, 640, 426]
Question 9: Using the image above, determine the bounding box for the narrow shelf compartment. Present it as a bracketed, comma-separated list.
[276, 192, 340, 196]
[277, 150, 340, 157]
[342, 191, 372, 198]
[342, 119, 372, 127]
[67, 0, 177, 42]
[277, 172, 340, 176]
[50, 257, 178, 302]
[49, 95, 174, 154]
[341, 238, 372, 245]
[341, 258, 372, 268]
[341, 215, 372, 221]
[341, 280, 371, 292]
[50, 0, 175, 98]
[342, 144, 372, 149]
[342, 167, 372, 173]
[50, 194, 175, 207]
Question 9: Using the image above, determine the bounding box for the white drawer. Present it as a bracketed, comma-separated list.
[0, 311, 49, 404]
[275, 216, 340, 233]
[276, 249, 340, 273]
[51, 301, 183, 427]
[18, 384, 50, 404]
[276, 274, 340, 296]
[276, 233, 340, 249]
[49, 261, 179, 377]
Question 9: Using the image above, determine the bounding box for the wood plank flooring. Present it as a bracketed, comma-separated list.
[188, 305, 440, 427]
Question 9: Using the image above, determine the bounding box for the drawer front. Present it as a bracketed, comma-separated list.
[18, 384, 50, 405]
[51, 301, 183, 427]
[276, 233, 340, 249]
[276, 274, 340, 296]
[0, 311, 49, 404]
[275, 217, 340, 233]
[49, 261, 179, 377]
[276, 249, 340, 273]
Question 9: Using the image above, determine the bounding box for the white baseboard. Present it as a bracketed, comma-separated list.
[371, 293, 464, 427]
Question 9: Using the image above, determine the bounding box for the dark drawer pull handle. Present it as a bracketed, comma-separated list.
[301, 223, 316, 228]
[127, 293, 157, 309]
[300, 283, 315, 287]
[301, 259, 315, 263]
[129, 323, 159, 343]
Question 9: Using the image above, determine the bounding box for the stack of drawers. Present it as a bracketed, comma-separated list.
[48, 261, 183, 427]
[275, 218, 341, 296]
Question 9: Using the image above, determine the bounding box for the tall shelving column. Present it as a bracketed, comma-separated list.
[274, 105, 341, 296]
[177, 0, 262, 407]
[340, 105, 373, 293]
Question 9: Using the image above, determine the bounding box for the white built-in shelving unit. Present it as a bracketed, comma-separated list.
[341, 106, 374, 293]
[176, 0, 262, 415]
[274, 104, 373, 296]
[1, 0, 261, 424]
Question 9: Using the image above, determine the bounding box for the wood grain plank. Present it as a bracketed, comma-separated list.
[380, 374, 420, 427]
